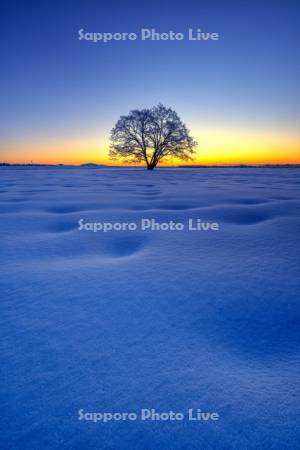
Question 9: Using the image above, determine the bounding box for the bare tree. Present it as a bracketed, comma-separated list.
[110, 104, 197, 170]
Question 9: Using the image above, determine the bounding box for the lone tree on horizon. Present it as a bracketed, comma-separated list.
[109, 104, 197, 170]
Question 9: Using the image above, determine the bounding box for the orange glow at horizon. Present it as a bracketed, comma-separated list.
[2, 127, 300, 165]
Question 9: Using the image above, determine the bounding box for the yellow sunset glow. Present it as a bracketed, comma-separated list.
[2, 127, 299, 165]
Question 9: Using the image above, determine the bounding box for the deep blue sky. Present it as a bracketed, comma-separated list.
[1, 0, 299, 163]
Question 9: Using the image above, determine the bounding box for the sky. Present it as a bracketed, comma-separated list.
[0, 0, 299, 165]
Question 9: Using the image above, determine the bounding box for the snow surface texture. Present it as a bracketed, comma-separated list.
[0, 167, 299, 450]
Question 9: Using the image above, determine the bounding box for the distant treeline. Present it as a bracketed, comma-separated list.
[1, 163, 299, 168]
[0, 163, 107, 167]
[178, 164, 300, 168]
[0, 163, 63, 166]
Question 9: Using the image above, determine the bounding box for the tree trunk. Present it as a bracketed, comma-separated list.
[147, 163, 155, 170]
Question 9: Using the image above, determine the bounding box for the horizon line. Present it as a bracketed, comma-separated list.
[1, 162, 300, 168]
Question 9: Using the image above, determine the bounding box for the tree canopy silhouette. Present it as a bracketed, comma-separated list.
[110, 104, 197, 170]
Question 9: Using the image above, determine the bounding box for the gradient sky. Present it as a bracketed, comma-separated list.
[1, 0, 299, 164]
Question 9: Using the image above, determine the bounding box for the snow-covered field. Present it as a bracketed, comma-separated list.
[1, 167, 299, 449]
